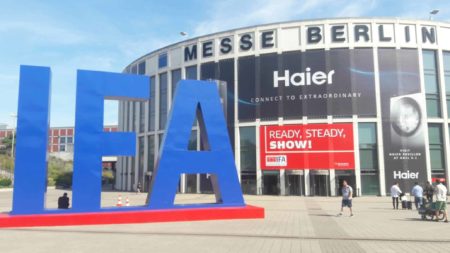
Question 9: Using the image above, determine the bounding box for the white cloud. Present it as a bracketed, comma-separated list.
[192, 0, 378, 36]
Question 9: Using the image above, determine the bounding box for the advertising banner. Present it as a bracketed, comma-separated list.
[238, 49, 376, 121]
[378, 48, 428, 193]
[260, 124, 354, 170]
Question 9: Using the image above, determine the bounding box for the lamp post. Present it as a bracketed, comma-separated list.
[10, 114, 17, 158]
[429, 9, 439, 20]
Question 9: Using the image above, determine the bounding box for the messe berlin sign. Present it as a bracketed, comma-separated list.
[0, 65, 263, 228]
[260, 124, 354, 170]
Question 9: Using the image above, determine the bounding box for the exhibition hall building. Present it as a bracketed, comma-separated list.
[116, 18, 450, 197]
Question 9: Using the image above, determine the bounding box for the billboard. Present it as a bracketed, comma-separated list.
[238, 48, 376, 121]
[378, 48, 428, 192]
[260, 124, 354, 170]
[378, 48, 427, 192]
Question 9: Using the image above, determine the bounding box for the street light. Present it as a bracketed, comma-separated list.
[10, 114, 17, 158]
[429, 9, 439, 20]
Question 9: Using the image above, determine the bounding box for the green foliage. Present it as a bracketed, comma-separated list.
[55, 171, 73, 188]
[0, 155, 14, 172]
[47, 156, 73, 188]
[0, 135, 15, 156]
[0, 177, 12, 187]
[102, 169, 114, 184]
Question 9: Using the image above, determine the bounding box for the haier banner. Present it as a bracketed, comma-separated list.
[260, 124, 354, 170]
[379, 48, 428, 193]
[238, 48, 376, 121]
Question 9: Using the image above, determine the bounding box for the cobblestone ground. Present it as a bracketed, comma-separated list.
[0, 189, 449, 253]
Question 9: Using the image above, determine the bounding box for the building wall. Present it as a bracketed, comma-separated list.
[117, 18, 450, 196]
[0, 126, 118, 154]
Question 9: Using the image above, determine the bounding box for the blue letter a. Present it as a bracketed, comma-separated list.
[147, 80, 244, 209]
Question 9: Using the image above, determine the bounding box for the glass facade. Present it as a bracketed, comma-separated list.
[138, 137, 144, 187]
[240, 127, 257, 194]
[444, 52, 450, 117]
[359, 123, 379, 195]
[423, 50, 441, 118]
[185, 65, 197, 79]
[159, 73, 168, 130]
[171, 69, 181, 99]
[428, 124, 445, 177]
[148, 76, 156, 131]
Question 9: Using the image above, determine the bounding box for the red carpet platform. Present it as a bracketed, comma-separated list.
[0, 205, 264, 228]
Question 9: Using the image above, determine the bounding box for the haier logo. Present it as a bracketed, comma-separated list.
[393, 170, 419, 179]
[273, 68, 335, 88]
[266, 155, 287, 166]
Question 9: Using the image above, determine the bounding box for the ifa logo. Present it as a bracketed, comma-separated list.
[266, 155, 287, 166]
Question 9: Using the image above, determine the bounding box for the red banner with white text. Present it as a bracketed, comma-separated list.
[260, 124, 354, 170]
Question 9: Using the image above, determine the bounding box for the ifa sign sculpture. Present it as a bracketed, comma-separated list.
[0, 65, 263, 227]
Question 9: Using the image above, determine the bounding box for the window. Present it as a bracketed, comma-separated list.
[171, 69, 181, 98]
[59, 137, 66, 144]
[240, 127, 257, 195]
[138, 61, 146, 75]
[147, 135, 155, 172]
[359, 123, 379, 195]
[159, 73, 168, 130]
[185, 65, 197, 80]
[59, 145, 66, 152]
[429, 124, 445, 173]
[148, 76, 156, 131]
[138, 137, 144, 185]
[67, 137, 73, 144]
[131, 65, 137, 74]
[240, 127, 256, 172]
[358, 123, 378, 171]
[422, 50, 441, 117]
[158, 53, 168, 69]
[444, 52, 450, 117]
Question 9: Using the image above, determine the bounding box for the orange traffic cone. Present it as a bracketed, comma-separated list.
[116, 195, 123, 207]
[125, 197, 130, 207]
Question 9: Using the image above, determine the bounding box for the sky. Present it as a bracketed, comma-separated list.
[1, 0, 450, 128]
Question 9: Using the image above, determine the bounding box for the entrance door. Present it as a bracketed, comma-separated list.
[286, 174, 303, 196]
[310, 175, 330, 196]
[263, 174, 279, 195]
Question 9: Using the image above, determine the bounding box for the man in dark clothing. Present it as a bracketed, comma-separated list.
[58, 192, 70, 209]
[424, 181, 434, 203]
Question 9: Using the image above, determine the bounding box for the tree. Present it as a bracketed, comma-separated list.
[0, 134, 15, 156]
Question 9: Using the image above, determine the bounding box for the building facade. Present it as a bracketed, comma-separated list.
[117, 18, 450, 196]
[0, 126, 117, 156]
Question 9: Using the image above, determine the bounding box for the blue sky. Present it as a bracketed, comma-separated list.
[1, 0, 449, 128]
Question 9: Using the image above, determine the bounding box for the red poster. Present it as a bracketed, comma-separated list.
[260, 124, 354, 170]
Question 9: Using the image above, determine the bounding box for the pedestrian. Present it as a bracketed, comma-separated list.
[137, 182, 142, 194]
[390, 182, 402, 210]
[58, 192, 70, 209]
[434, 179, 448, 222]
[424, 181, 434, 203]
[411, 182, 423, 209]
[338, 180, 353, 217]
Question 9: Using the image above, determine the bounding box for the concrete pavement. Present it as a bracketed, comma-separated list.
[0, 189, 449, 253]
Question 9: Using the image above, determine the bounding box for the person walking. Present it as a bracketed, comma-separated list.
[411, 182, 423, 209]
[338, 180, 353, 217]
[424, 181, 434, 203]
[435, 179, 448, 223]
[390, 182, 402, 210]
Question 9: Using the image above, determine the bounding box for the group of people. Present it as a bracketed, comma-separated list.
[390, 179, 448, 222]
[338, 179, 449, 223]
